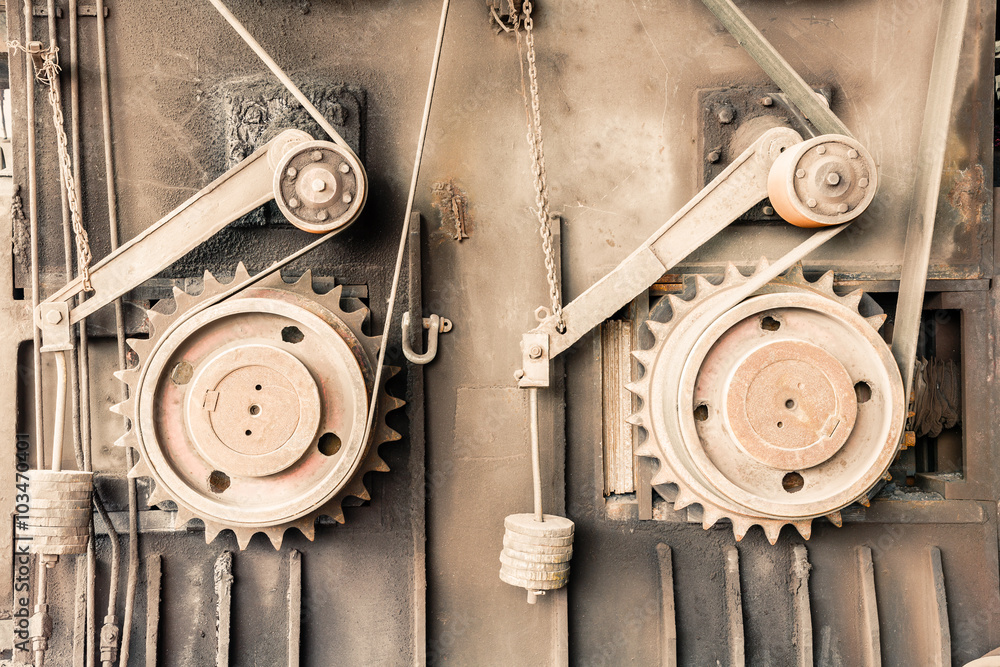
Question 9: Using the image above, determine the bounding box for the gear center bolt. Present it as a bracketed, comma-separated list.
[185, 343, 322, 478]
[724, 339, 857, 471]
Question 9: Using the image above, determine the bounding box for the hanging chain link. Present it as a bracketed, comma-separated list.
[9, 40, 94, 292]
[513, 1, 565, 333]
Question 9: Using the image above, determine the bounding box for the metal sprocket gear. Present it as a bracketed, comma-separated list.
[627, 262, 905, 544]
[112, 264, 404, 549]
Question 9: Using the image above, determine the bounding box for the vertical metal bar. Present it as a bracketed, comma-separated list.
[890, 0, 971, 400]
[697, 0, 851, 138]
[791, 544, 813, 667]
[287, 550, 301, 667]
[72, 555, 87, 666]
[655, 544, 677, 667]
[214, 551, 232, 667]
[529, 387, 543, 522]
[145, 555, 161, 667]
[857, 546, 882, 667]
[407, 212, 427, 667]
[927, 547, 952, 666]
[724, 547, 745, 667]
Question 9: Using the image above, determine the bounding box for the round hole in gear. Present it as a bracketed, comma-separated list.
[255, 384, 262, 391]
[249, 405, 261, 416]
[282, 326, 305, 344]
[693, 404, 709, 422]
[777, 421, 784, 428]
[761, 316, 781, 331]
[209, 470, 231, 494]
[782, 472, 804, 493]
[855, 381, 872, 404]
[245, 430, 252, 436]
[319, 432, 342, 456]
[785, 399, 795, 409]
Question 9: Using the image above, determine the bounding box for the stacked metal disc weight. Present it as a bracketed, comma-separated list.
[499, 513, 574, 593]
[21, 470, 94, 555]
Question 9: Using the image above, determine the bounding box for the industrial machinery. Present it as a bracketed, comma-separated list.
[1, 0, 999, 665]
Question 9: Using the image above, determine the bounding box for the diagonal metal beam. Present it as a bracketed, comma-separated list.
[699, 0, 852, 138]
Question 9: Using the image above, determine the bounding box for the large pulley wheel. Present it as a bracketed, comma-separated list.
[629, 264, 905, 543]
[114, 268, 402, 549]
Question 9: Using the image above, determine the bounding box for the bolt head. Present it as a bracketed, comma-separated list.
[310, 150, 324, 162]
[816, 145, 827, 155]
[826, 172, 841, 186]
[837, 203, 849, 213]
[806, 198, 818, 208]
[514, 369, 525, 380]
[762, 205, 775, 216]
[707, 150, 721, 164]
[288, 197, 300, 208]
[45, 309, 62, 324]
[339, 163, 351, 174]
[528, 345, 543, 359]
[342, 192, 353, 204]
[795, 169, 806, 179]
[317, 210, 329, 221]
[286, 167, 297, 179]
[717, 107, 735, 124]
[858, 177, 870, 188]
[312, 179, 327, 192]
[847, 149, 859, 159]
[760, 96, 773, 106]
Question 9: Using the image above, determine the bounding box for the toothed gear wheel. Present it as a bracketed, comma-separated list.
[113, 266, 403, 549]
[628, 263, 904, 544]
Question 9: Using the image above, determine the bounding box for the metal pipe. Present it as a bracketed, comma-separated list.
[25, 0, 46, 471]
[204, 0, 354, 156]
[51, 350, 67, 472]
[529, 387, 543, 522]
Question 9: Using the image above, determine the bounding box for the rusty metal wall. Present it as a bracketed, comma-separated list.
[1, 0, 998, 664]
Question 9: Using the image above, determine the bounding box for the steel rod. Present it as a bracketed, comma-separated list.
[205, 0, 354, 156]
[529, 387, 543, 522]
[698, 0, 851, 138]
[51, 350, 67, 472]
[890, 0, 970, 401]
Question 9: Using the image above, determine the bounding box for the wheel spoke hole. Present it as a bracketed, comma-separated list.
[319, 432, 342, 456]
[854, 381, 872, 404]
[782, 472, 804, 493]
[785, 399, 795, 409]
[249, 404, 261, 416]
[209, 470, 231, 494]
[760, 315, 781, 331]
[693, 404, 709, 422]
[245, 429, 252, 436]
[281, 326, 305, 344]
[777, 421, 784, 428]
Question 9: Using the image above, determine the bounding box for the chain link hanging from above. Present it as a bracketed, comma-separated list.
[9, 40, 94, 292]
[513, 1, 565, 333]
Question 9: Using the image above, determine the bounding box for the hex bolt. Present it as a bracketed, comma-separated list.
[847, 149, 859, 159]
[310, 150, 323, 162]
[528, 345, 543, 359]
[795, 169, 806, 179]
[286, 167, 297, 179]
[760, 96, 773, 106]
[342, 192, 353, 204]
[312, 179, 327, 192]
[45, 309, 62, 325]
[826, 173, 841, 186]
[858, 177, 870, 188]
[837, 203, 849, 213]
[289, 197, 300, 208]
[717, 106, 735, 124]
[762, 205, 775, 216]
[806, 198, 818, 208]
[816, 145, 827, 155]
[707, 150, 721, 164]
[339, 163, 351, 174]
[317, 210, 329, 222]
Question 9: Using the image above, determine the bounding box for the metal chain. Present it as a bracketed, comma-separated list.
[514, 1, 565, 332]
[9, 41, 94, 291]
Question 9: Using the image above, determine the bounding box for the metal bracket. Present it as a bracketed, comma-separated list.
[516, 332, 550, 388]
[401, 312, 452, 365]
[37, 302, 72, 353]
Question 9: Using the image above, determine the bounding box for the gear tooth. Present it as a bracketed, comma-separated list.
[865, 313, 888, 331]
[826, 510, 843, 528]
[625, 412, 643, 426]
[763, 522, 783, 545]
[173, 505, 195, 528]
[294, 269, 314, 289]
[112, 368, 138, 385]
[694, 274, 713, 293]
[666, 294, 690, 319]
[327, 284, 345, 303]
[624, 380, 643, 395]
[632, 349, 655, 369]
[234, 530, 255, 550]
[645, 319, 670, 340]
[203, 522, 224, 544]
[673, 490, 696, 511]
[651, 468, 674, 487]
[815, 271, 835, 292]
[127, 458, 150, 479]
[126, 337, 152, 359]
[787, 262, 805, 282]
[634, 442, 658, 459]
[114, 432, 136, 449]
[171, 285, 192, 309]
[147, 486, 167, 507]
[732, 518, 752, 541]
[370, 455, 390, 473]
[327, 506, 346, 524]
[857, 493, 870, 508]
[841, 289, 863, 311]
[264, 527, 285, 550]
[753, 256, 770, 274]
[701, 506, 722, 529]
[201, 269, 224, 297]
[724, 262, 746, 283]
[794, 520, 813, 540]
[297, 518, 317, 541]
[233, 262, 251, 283]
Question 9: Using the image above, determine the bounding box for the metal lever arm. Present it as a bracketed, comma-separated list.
[518, 126, 802, 387]
[40, 128, 313, 326]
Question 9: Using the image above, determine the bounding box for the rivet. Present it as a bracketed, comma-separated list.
[760, 96, 773, 106]
[859, 177, 869, 188]
[311, 150, 324, 162]
[514, 369, 525, 380]
[285, 167, 297, 179]
[717, 106, 735, 124]
[317, 210, 329, 222]
[848, 149, 859, 159]
[289, 197, 300, 208]
[707, 150, 721, 164]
